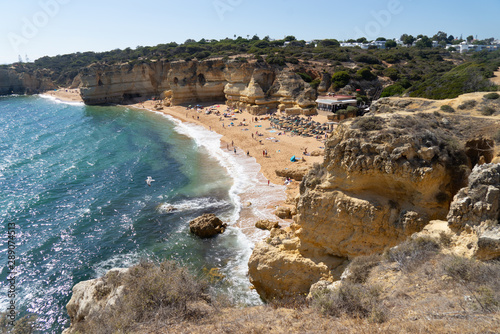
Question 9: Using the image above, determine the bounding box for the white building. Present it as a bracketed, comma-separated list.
[316, 95, 357, 112]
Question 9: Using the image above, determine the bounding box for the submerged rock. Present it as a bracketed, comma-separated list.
[189, 214, 227, 238]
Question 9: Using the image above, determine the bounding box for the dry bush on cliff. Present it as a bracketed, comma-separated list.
[72, 260, 212, 334]
[458, 99, 477, 110]
[384, 236, 440, 272]
[311, 281, 387, 323]
[352, 116, 385, 131]
[344, 254, 381, 284]
[67, 253, 500, 334]
[441, 256, 500, 312]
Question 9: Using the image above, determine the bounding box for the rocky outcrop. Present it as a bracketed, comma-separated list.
[189, 213, 227, 238]
[275, 166, 309, 181]
[255, 220, 280, 231]
[447, 163, 500, 260]
[78, 59, 317, 114]
[274, 206, 292, 219]
[248, 236, 347, 300]
[317, 72, 331, 93]
[249, 113, 474, 300]
[0, 67, 55, 95]
[63, 268, 129, 334]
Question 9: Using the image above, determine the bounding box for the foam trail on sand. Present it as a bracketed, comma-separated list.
[151, 109, 287, 304]
[38, 94, 85, 106]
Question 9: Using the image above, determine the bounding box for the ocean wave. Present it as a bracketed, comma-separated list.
[157, 197, 230, 214]
[93, 252, 143, 278]
[149, 109, 287, 233]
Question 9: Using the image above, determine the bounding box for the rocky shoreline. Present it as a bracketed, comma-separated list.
[13, 67, 500, 331]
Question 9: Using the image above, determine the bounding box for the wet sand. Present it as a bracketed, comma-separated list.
[42, 88, 83, 102]
[131, 100, 335, 238]
[136, 100, 330, 186]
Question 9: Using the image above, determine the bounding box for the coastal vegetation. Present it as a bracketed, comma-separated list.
[3, 32, 499, 100]
[62, 242, 500, 333]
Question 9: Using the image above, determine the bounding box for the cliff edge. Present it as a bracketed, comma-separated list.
[78, 59, 317, 115]
[249, 112, 499, 300]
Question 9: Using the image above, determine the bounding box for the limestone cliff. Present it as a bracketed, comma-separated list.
[447, 163, 500, 260]
[62, 268, 129, 334]
[0, 67, 55, 95]
[249, 113, 477, 300]
[78, 59, 317, 114]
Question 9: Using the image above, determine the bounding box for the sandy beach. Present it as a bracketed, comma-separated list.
[42, 89, 329, 186]
[130, 100, 336, 240]
[43, 88, 83, 102]
[136, 100, 329, 186]
[43, 88, 333, 226]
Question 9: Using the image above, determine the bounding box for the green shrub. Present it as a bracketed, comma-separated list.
[383, 67, 400, 80]
[266, 55, 286, 66]
[296, 72, 312, 82]
[310, 78, 321, 89]
[384, 237, 440, 272]
[409, 63, 496, 99]
[331, 71, 350, 89]
[483, 92, 500, 100]
[440, 105, 455, 113]
[481, 106, 496, 116]
[346, 106, 359, 113]
[353, 54, 381, 64]
[381, 84, 405, 97]
[356, 68, 377, 81]
[457, 99, 477, 110]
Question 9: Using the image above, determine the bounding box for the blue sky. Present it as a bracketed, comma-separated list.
[0, 0, 498, 64]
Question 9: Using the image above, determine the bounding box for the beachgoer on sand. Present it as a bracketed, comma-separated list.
[234, 147, 237, 154]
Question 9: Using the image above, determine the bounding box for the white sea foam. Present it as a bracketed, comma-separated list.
[159, 113, 286, 231]
[93, 252, 143, 278]
[139, 109, 287, 304]
[157, 197, 229, 214]
[38, 93, 85, 106]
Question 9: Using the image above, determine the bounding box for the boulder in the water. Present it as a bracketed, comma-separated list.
[189, 214, 227, 238]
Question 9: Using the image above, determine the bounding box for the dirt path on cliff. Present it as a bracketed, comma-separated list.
[491, 68, 500, 86]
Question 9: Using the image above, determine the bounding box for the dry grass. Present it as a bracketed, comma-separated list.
[384, 236, 441, 272]
[71, 260, 213, 334]
[344, 253, 381, 284]
[67, 246, 500, 334]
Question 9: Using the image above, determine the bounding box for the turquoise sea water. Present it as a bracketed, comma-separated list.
[0, 95, 273, 333]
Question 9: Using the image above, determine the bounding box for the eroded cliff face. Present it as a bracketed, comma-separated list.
[0, 67, 55, 95]
[249, 113, 475, 300]
[447, 163, 500, 260]
[79, 59, 316, 114]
